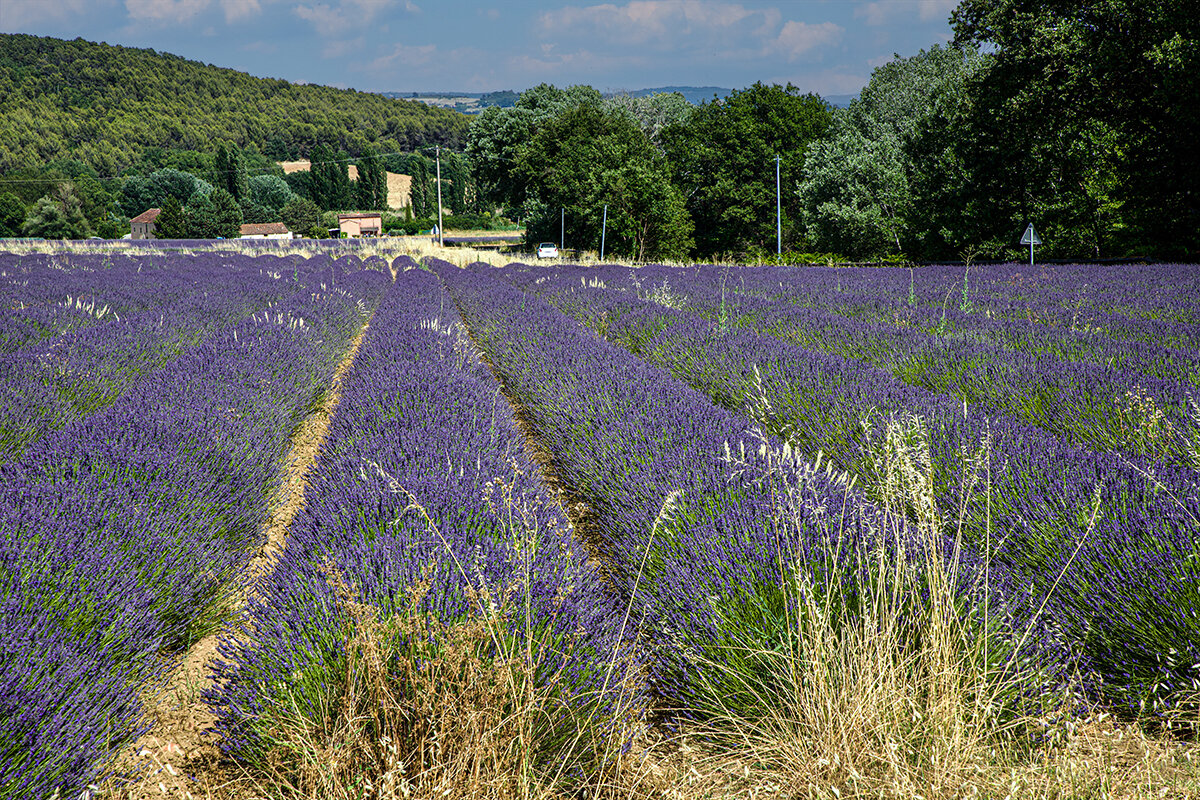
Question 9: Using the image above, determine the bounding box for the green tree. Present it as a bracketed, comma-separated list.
[240, 200, 276, 224]
[0, 191, 25, 236]
[517, 104, 692, 261]
[355, 145, 387, 210]
[21, 183, 90, 239]
[601, 92, 694, 148]
[247, 174, 297, 212]
[207, 187, 243, 238]
[309, 144, 351, 211]
[119, 168, 213, 217]
[798, 46, 982, 259]
[662, 83, 832, 258]
[0, 34, 470, 176]
[466, 83, 602, 213]
[156, 196, 188, 238]
[181, 188, 240, 238]
[951, 0, 1199, 257]
[281, 196, 321, 235]
[214, 142, 250, 201]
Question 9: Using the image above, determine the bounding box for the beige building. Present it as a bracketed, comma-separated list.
[130, 208, 161, 239]
[337, 213, 383, 238]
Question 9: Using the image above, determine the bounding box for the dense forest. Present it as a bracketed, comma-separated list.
[469, 1, 1197, 262]
[3, 1, 1195, 259]
[0, 34, 469, 175]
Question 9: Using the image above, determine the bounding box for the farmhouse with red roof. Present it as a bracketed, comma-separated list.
[130, 208, 161, 240]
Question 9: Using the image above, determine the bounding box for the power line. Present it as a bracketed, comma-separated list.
[0, 148, 435, 186]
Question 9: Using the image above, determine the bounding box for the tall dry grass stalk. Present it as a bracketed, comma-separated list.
[680, 411, 1071, 799]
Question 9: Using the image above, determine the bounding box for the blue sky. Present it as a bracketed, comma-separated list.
[0, 0, 959, 96]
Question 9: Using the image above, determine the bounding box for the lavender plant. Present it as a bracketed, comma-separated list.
[0, 262, 386, 798]
[208, 267, 645, 795]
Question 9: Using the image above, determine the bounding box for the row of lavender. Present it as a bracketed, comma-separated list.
[730, 262, 1200, 330]
[0, 258, 387, 798]
[748, 263, 1200, 363]
[502, 262, 1200, 720]
[430, 262, 1053, 726]
[0, 253, 374, 463]
[620, 262, 1200, 373]
[530, 264, 1200, 472]
[0, 251, 338, 353]
[208, 263, 641, 788]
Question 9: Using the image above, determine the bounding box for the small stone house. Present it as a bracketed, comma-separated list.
[239, 222, 293, 240]
[131, 208, 161, 239]
[337, 213, 382, 238]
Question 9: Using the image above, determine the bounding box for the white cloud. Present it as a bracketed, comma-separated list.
[119, 0, 267, 25]
[369, 42, 437, 70]
[294, 0, 417, 36]
[0, 0, 104, 28]
[220, 0, 262, 22]
[124, 0, 211, 22]
[540, 0, 756, 45]
[538, 0, 841, 60]
[773, 20, 842, 60]
[856, 0, 956, 27]
[322, 36, 365, 58]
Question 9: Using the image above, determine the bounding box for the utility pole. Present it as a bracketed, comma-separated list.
[600, 204, 608, 261]
[560, 207, 564, 250]
[775, 154, 782, 257]
[435, 145, 444, 247]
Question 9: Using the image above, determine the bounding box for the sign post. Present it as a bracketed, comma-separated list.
[1019, 223, 1041, 267]
[600, 204, 608, 261]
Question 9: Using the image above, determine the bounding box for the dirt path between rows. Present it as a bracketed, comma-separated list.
[105, 322, 371, 800]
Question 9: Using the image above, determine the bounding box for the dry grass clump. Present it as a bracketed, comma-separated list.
[640, 411, 1200, 800]
[233, 570, 652, 800]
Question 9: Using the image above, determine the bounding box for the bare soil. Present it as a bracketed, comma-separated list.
[103, 324, 371, 799]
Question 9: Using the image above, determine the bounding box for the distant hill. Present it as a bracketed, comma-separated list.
[390, 85, 856, 114]
[0, 34, 470, 175]
[822, 94, 857, 108]
[608, 86, 733, 104]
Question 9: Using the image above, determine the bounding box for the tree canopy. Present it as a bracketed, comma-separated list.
[0, 33, 469, 176]
[20, 184, 90, 239]
[661, 83, 833, 258]
[798, 47, 982, 260]
[517, 104, 692, 261]
[950, 0, 1199, 257]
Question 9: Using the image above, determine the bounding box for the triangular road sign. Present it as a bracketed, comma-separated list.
[1020, 223, 1041, 245]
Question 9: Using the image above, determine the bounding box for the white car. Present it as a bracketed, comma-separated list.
[536, 242, 559, 259]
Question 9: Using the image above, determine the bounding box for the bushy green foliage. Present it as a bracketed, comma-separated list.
[155, 196, 187, 238]
[20, 184, 90, 239]
[951, 0, 1199, 258]
[246, 174, 297, 212]
[798, 47, 981, 261]
[239, 200, 276, 225]
[281, 197, 321, 235]
[354, 145, 387, 211]
[466, 83, 603, 214]
[661, 82, 832, 259]
[518, 104, 693, 260]
[601, 91, 693, 147]
[118, 168, 213, 218]
[213, 142, 249, 201]
[0, 191, 24, 237]
[308, 144, 352, 212]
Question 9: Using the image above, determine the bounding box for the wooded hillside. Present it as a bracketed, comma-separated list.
[0, 34, 469, 175]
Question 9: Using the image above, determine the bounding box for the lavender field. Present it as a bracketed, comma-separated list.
[4, 253, 1199, 797]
